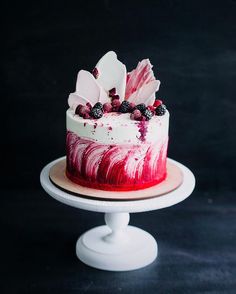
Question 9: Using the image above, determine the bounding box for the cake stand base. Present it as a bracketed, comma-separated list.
[76, 224, 157, 271]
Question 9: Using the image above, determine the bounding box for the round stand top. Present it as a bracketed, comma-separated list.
[40, 157, 195, 213]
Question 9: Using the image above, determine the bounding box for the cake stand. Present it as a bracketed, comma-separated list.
[40, 157, 195, 271]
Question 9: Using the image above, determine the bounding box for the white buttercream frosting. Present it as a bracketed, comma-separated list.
[66, 108, 169, 145]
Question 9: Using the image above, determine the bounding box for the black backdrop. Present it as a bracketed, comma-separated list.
[2, 1, 236, 293]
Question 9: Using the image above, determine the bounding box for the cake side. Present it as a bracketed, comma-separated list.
[66, 111, 169, 191]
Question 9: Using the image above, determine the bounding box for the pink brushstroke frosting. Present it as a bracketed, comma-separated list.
[66, 131, 168, 191]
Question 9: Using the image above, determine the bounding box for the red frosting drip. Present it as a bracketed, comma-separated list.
[66, 131, 168, 191]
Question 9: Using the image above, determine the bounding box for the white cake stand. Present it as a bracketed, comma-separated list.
[40, 157, 195, 271]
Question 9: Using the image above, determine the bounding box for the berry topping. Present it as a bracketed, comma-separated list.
[111, 94, 120, 101]
[103, 102, 113, 113]
[83, 112, 91, 119]
[92, 67, 99, 79]
[143, 109, 153, 121]
[93, 102, 103, 110]
[109, 88, 116, 97]
[155, 104, 167, 116]
[130, 109, 142, 121]
[119, 101, 131, 113]
[153, 99, 163, 108]
[86, 102, 92, 110]
[75, 104, 83, 115]
[129, 102, 136, 111]
[90, 107, 103, 119]
[136, 103, 146, 113]
[76, 105, 90, 117]
[111, 99, 121, 111]
[147, 105, 155, 113]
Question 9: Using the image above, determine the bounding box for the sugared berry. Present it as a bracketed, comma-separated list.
[111, 99, 121, 111]
[136, 103, 146, 113]
[83, 112, 91, 119]
[77, 105, 90, 117]
[130, 109, 142, 121]
[75, 104, 83, 115]
[129, 102, 136, 111]
[109, 88, 116, 97]
[119, 101, 131, 113]
[86, 102, 92, 110]
[147, 105, 155, 113]
[111, 94, 120, 101]
[103, 102, 112, 113]
[92, 67, 99, 79]
[153, 99, 163, 108]
[90, 107, 103, 119]
[155, 104, 166, 116]
[143, 109, 153, 120]
[93, 102, 103, 110]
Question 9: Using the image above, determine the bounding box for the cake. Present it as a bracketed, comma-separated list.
[66, 51, 169, 191]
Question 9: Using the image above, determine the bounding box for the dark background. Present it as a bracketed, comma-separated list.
[2, 0, 236, 293]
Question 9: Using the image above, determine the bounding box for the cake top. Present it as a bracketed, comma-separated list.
[68, 51, 167, 121]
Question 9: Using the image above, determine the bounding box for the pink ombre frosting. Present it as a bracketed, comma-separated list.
[66, 131, 168, 191]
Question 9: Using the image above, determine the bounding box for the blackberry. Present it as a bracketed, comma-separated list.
[136, 103, 146, 113]
[119, 101, 131, 113]
[90, 107, 103, 119]
[143, 109, 153, 121]
[93, 102, 103, 110]
[155, 104, 166, 116]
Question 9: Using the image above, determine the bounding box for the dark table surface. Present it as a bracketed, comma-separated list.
[2, 0, 236, 293]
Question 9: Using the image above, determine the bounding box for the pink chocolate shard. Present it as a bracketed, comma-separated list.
[125, 59, 160, 105]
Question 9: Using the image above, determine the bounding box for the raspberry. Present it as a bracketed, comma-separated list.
[90, 107, 103, 119]
[75, 104, 83, 115]
[111, 99, 121, 111]
[103, 102, 112, 113]
[83, 112, 91, 119]
[109, 88, 116, 97]
[155, 104, 167, 116]
[130, 109, 142, 121]
[119, 101, 131, 113]
[147, 105, 155, 113]
[111, 94, 120, 101]
[86, 102, 92, 110]
[93, 102, 103, 110]
[153, 99, 163, 108]
[136, 103, 146, 114]
[92, 67, 99, 79]
[143, 109, 153, 120]
[76, 105, 90, 117]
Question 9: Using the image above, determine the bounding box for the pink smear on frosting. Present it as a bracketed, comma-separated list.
[137, 121, 148, 142]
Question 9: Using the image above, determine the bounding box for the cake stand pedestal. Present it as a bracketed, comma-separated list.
[40, 157, 195, 271]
